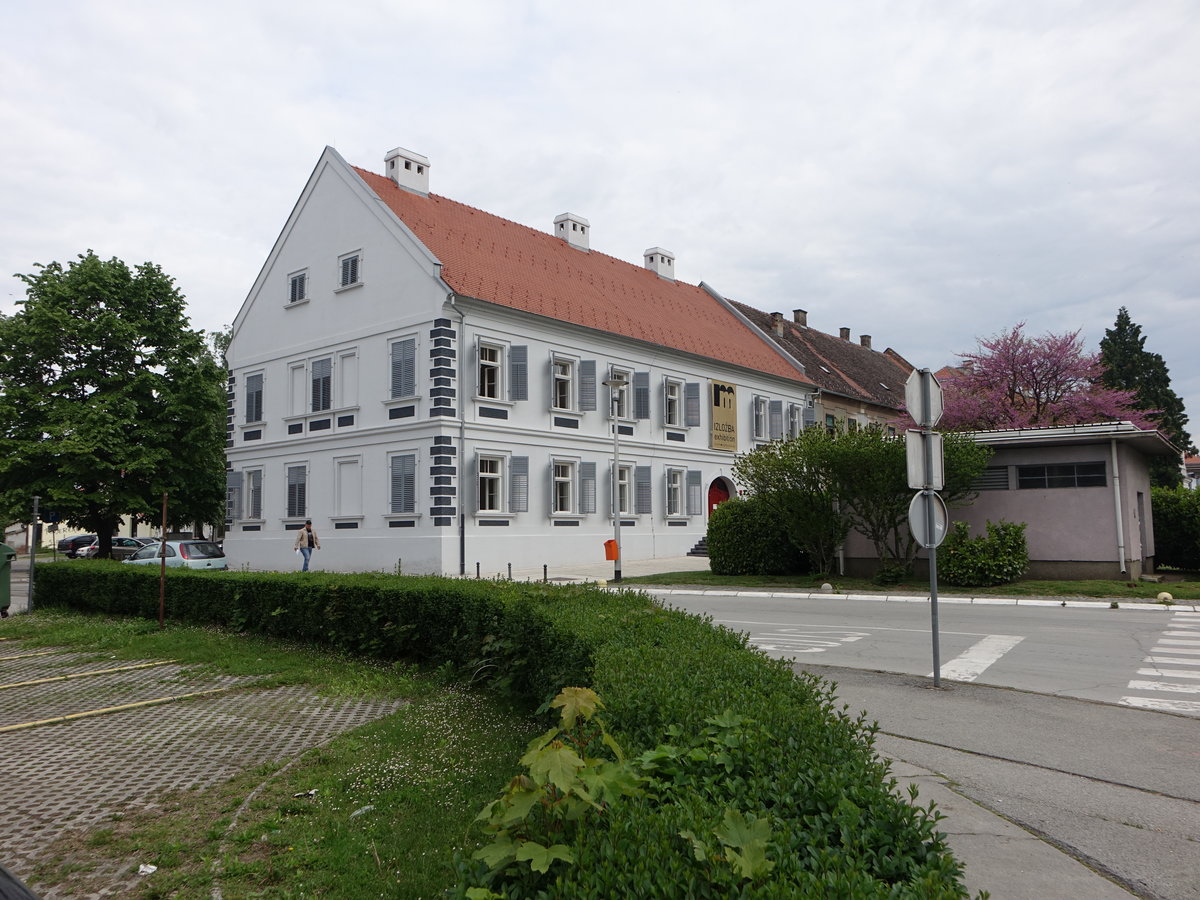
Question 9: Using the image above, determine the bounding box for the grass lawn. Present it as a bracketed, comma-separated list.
[620, 569, 1200, 601]
[3, 611, 539, 899]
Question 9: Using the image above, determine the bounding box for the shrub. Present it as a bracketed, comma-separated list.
[1151, 486, 1200, 570]
[707, 496, 809, 575]
[940, 520, 1028, 587]
[35, 564, 972, 898]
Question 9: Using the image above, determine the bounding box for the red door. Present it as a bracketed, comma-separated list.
[708, 480, 730, 515]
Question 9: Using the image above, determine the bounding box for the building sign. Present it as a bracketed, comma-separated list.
[710, 380, 738, 452]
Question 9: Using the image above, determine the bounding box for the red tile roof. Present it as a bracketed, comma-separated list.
[354, 168, 809, 384]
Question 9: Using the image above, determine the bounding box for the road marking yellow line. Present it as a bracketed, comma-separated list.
[0, 686, 244, 732]
[0, 660, 178, 690]
[0, 649, 64, 662]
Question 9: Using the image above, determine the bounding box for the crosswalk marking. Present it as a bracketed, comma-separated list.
[1122, 613, 1200, 715]
[1137, 667, 1200, 680]
[1144, 656, 1200, 666]
[932, 634, 1024, 682]
[1121, 697, 1200, 713]
[1126, 680, 1200, 694]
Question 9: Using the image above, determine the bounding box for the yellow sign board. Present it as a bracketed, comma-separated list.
[710, 380, 737, 451]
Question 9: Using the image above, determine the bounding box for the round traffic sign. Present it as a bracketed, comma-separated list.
[908, 491, 948, 549]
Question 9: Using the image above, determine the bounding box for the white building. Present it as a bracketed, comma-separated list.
[224, 145, 821, 575]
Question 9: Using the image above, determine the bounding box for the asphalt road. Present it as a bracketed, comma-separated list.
[652, 589, 1200, 900]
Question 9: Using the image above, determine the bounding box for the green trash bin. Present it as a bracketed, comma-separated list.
[0, 543, 15, 618]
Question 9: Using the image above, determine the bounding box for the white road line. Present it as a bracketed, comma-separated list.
[1152, 645, 1200, 654]
[931, 634, 1023, 682]
[1120, 697, 1200, 713]
[1163, 631, 1200, 637]
[1144, 656, 1200, 666]
[1136, 667, 1200, 680]
[1157, 639, 1200, 647]
[1125, 680, 1200, 694]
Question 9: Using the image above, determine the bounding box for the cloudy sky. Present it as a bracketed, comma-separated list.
[3, 1, 1197, 442]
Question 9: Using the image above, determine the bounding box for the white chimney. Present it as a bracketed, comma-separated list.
[384, 147, 430, 195]
[643, 247, 675, 280]
[554, 213, 590, 250]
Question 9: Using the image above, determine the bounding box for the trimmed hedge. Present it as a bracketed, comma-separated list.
[1152, 486, 1200, 570]
[940, 520, 1028, 587]
[34, 563, 971, 898]
[707, 496, 810, 575]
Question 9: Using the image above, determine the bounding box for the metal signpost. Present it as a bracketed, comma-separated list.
[905, 369, 947, 687]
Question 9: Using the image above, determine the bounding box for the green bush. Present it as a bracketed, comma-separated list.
[940, 520, 1028, 587]
[1151, 486, 1200, 570]
[34, 564, 971, 898]
[707, 496, 810, 575]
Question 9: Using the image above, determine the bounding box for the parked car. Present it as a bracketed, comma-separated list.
[80, 536, 157, 561]
[123, 540, 228, 570]
[57, 534, 98, 557]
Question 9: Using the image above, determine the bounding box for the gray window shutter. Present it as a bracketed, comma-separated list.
[311, 358, 332, 412]
[391, 338, 416, 398]
[390, 455, 415, 514]
[247, 471, 263, 519]
[510, 456, 529, 512]
[580, 360, 597, 411]
[287, 465, 307, 517]
[684, 382, 701, 427]
[225, 470, 243, 520]
[509, 345, 528, 401]
[803, 405, 817, 427]
[633, 371, 650, 420]
[634, 466, 652, 515]
[686, 470, 702, 516]
[769, 400, 783, 439]
[580, 462, 596, 514]
[245, 374, 263, 422]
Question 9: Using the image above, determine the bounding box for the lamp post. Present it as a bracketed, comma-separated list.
[602, 377, 626, 583]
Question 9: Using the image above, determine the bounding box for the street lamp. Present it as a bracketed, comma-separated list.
[601, 377, 626, 583]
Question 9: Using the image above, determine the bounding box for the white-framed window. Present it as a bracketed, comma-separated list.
[552, 357, 575, 410]
[788, 403, 803, 438]
[552, 459, 576, 514]
[390, 337, 417, 398]
[389, 453, 417, 514]
[334, 456, 362, 517]
[615, 464, 632, 516]
[753, 395, 769, 440]
[286, 465, 307, 518]
[478, 455, 504, 513]
[664, 378, 682, 427]
[847, 418, 860, 433]
[338, 251, 361, 289]
[311, 357, 332, 412]
[609, 366, 631, 419]
[478, 342, 502, 400]
[288, 270, 308, 304]
[666, 467, 684, 517]
[245, 468, 263, 519]
[244, 372, 264, 424]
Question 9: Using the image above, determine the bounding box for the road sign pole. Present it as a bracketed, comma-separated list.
[920, 373, 942, 687]
[29, 495, 39, 613]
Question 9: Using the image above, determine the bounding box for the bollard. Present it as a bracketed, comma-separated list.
[396, 558, 402, 576]
[507, 563, 512, 581]
[475, 562, 480, 579]
[543, 564, 548, 583]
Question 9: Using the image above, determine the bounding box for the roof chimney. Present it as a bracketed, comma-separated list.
[793, 309, 808, 327]
[643, 247, 675, 280]
[839, 327, 851, 341]
[769, 312, 786, 337]
[860, 334, 872, 349]
[554, 213, 590, 251]
[384, 147, 430, 195]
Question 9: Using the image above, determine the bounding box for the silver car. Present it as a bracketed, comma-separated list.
[123, 540, 228, 570]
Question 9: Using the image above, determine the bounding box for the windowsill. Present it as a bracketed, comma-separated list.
[383, 513, 422, 521]
[237, 518, 266, 526]
[383, 396, 422, 408]
[281, 517, 310, 527]
[551, 407, 582, 418]
[551, 513, 587, 521]
[475, 396, 514, 407]
[284, 298, 311, 309]
[283, 405, 360, 424]
[333, 282, 364, 294]
[329, 516, 364, 523]
[240, 422, 266, 431]
[474, 512, 516, 521]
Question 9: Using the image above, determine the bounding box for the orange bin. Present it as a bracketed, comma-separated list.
[603, 539, 618, 561]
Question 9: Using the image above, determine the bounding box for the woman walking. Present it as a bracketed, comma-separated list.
[293, 520, 320, 571]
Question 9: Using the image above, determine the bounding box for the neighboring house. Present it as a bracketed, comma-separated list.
[842, 422, 1177, 580]
[1184, 456, 1200, 489]
[730, 304, 913, 431]
[224, 145, 824, 575]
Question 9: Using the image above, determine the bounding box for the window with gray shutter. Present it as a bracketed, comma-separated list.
[633, 371, 650, 420]
[580, 461, 596, 514]
[245, 374, 263, 423]
[311, 358, 332, 412]
[390, 338, 416, 398]
[634, 466, 652, 514]
[580, 360, 597, 411]
[510, 456, 529, 512]
[769, 400, 783, 439]
[247, 470, 263, 519]
[686, 470, 702, 515]
[225, 470, 243, 520]
[286, 465, 307, 517]
[684, 382, 701, 427]
[509, 345, 528, 401]
[340, 254, 359, 287]
[390, 454, 416, 513]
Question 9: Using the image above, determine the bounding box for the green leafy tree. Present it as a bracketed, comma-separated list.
[1100, 307, 1193, 486]
[734, 425, 991, 577]
[0, 252, 227, 557]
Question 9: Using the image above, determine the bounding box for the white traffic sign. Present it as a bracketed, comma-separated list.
[905, 430, 944, 490]
[905, 369, 943, 428]
[908, 490, 948, 549]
